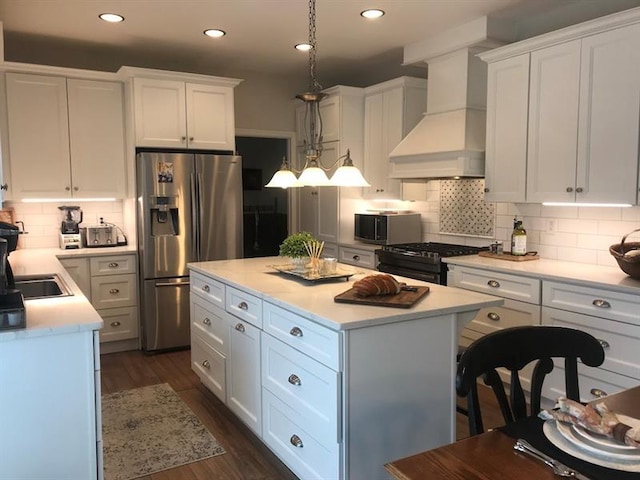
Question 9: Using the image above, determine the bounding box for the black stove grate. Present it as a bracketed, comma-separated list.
[380, 242, 488, 258]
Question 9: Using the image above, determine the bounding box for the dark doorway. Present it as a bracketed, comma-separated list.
[236, 136, 289, 258]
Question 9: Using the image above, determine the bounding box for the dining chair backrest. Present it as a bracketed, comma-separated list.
[456, 326, 605, 436]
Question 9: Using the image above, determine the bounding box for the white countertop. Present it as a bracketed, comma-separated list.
[444, 255, 640, 294]
[188, 256, 503, 331]
[0, 246, 136, 342]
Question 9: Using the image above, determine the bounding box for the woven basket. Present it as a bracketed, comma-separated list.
[609, 228, 640, 279]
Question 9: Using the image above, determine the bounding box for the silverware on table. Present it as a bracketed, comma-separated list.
[514, 439, 591, 479]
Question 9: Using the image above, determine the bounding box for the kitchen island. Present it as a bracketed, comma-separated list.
[188, 257, 502, 480]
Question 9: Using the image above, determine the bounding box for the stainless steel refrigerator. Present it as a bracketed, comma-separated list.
[136, 151, 243, 352]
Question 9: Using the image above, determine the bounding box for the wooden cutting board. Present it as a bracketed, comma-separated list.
[479, 251, 539, 261]
[334, 286, 430, 308]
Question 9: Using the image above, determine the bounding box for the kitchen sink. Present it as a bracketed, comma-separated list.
[14, 274, 73, 299]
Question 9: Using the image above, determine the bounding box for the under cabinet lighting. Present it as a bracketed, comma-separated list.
[542, 202, 632, 208]
[22, 198, 116, 203]
[99, 13, 124, 23]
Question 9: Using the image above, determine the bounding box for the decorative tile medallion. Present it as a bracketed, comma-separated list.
[439, 179, 495, 237]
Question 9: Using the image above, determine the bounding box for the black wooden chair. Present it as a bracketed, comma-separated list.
[456, 325, 605, 436]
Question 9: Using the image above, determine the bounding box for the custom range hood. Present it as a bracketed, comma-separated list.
[390, 17, 511, 179]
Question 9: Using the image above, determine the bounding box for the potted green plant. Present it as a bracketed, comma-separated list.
[279, 231, 317, 270]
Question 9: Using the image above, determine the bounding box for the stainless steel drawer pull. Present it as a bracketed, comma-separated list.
[202, 285, 210, 293]
[592, 299, 611, 308]
[590, 388, 608, 398]
[110, 321, 121, 327]
[487, 312, 500, 321]
[235, 323, 245, 333]
[202, 317, 211, 326]
[238, 301, 248, 310]
[109, 288, 120, 294]
[289, 326, 303, 337]
[202, 360, 210, 369]
[353, 255, 360, 261]
[288, 374, 301, 386]
[597, 339, 610, 350]
[108, 262, 119, 268]
[290, 434, 304, 448]
[487, 280, 500, 288]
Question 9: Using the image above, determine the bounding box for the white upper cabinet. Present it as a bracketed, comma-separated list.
[133, 77, 236, 151]
[4, 73, 126, 200]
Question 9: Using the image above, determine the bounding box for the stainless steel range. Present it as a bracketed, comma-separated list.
[376, 242, 489, 285]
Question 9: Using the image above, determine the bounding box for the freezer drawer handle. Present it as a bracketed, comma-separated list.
[487, 280, 500, 288]
[108, 262, 119, 268]
[202, 317, 211, 326]
[288, 374, 302, 386]
[110, 321, 121, 327]
[487, 312, 500, 321]
[234, 323, 245, 333]
[156, 281, 190, 287]
[592, 299, 611, 308]
[597, 339, 610, 350]
[202, 360, 211, 369]
[290, 434, 304, 448]
[238, 301, 248, 310]
[202, 285, 210, 293]
[590, 388, 608, 398]
[109, 288, 120, 294]
[289, 326, 303, 337]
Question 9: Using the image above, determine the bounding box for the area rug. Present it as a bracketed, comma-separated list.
[102, 383, 226, 480]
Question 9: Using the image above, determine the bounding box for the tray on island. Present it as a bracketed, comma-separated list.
[267, 264, 357, 282]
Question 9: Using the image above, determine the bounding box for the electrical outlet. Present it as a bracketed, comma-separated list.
[547, 219, 557, 232]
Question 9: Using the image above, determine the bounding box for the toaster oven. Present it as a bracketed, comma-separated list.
[81, 225, 118, 247]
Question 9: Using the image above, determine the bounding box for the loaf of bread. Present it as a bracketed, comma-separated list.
[352, 274, 402, 297]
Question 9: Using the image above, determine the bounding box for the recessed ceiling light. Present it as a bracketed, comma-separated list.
[203, 29, 226, 38]
[361, 9, 385, 19]
[99, 13, 124, 23]
[295, 43, 312, 52]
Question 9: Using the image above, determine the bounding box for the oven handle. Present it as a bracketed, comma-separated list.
[377, 264, 440, 284]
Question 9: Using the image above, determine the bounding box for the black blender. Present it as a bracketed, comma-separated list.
[0, 222, 25, 330]
[58, 205, 83, 249]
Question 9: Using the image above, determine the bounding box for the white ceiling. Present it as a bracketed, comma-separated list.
[1, 0, 639, 87]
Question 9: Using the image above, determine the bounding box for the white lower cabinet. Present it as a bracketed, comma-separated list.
[338, 245, 376, 269]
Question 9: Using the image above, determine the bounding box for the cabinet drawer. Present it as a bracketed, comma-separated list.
[191, 295, 229, 356]
[338, 246, 376, 269]
[448, 266, 540, 304]
[90, 255, 136, 276]
[542, 306, 640, 381]
[262, 389, 340, 480]
[225, 286, 262, 328]
[97, 306, 138, 343]
[191, 333, 226, 402]
[543, 281, 640, 325]
[263, 302, 340, 371]
[190, 271, 225, 307]
[91, 273, 137, 309]
[465, 298, 541, 336]
[262, 333, 340, 442]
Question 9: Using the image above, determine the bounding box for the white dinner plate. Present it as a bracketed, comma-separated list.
[569, 415, 640, 454]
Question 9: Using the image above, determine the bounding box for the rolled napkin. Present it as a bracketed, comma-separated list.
[539, 397, 640, 448]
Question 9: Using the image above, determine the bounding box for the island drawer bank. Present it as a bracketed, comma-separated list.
[188, 257, 502, 480]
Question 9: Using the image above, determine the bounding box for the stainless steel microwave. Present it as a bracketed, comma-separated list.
[354, 212, 422, 245]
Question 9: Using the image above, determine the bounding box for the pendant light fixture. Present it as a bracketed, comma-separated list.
[265, 0, 370, 189]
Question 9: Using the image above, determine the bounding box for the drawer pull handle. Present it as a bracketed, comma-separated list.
[592, 299, 611, 308]
[238, 301, 248, 310]
[202, 285, 210, 293]
[590, 388, 608, 398]
[487, 312, 500, 321]
[290, 434, 304, 448]
[288, 374, 302, 386]
[289, 326, 303, 337]
[487, 280, 500, 288]
[109, 288, 120, 294]
[202, 317, 211, 326]
[108, 262, 119, 268]
[202, 360, 211, 369]
[110, 321, 121, 327]
[353, 255, 360, 261]
[597, 339, 610, 350]
[235, 323, 245, 333]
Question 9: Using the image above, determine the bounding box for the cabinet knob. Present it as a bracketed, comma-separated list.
[110, 321, 121, 327]
[576, 187, 583, 193]
[202, 285, 210, 293]
[181, 136, 187, 142]
[202, 317, 211, 326]
[484, 187, 490, 193]
[108, 262, 119, 268]
[592, 299, 611, 308]
[234, 323, 245, 332]
[189, 136, 194, 142]
[566, 187, 574, 193]
[288, 374, 302, 386]
[597, 338, 610, 350]
[238, 301, 248, 310]
[353, 255, 360, 261]
[487, 312, 500, 321]
[289, 326, 303, 337]
[487, 280, 500, 288]
[0, 183, 8, 191]
[74, 186, 79, 191]
[202, 360, 211, 369]
[289, 434, 304, 448]
[65, 186, 71, 191]
[590, 388, 608, 398]
[109, 288, 120, 294]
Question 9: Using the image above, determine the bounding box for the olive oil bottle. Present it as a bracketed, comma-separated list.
[511, 217, 527, 256]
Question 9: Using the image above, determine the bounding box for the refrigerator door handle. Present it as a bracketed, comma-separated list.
[191, 172, 200, 261]
[197, 171, 205, 261]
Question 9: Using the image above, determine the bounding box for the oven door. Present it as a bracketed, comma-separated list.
[377, 264, 441, 284]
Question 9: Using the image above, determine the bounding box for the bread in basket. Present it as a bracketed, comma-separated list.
[609, 228, 640, 279]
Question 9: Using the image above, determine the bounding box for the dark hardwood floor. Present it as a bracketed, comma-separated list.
[100, 349, 504, 479]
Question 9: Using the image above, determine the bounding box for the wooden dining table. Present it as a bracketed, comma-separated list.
[385, 386, 640, 480]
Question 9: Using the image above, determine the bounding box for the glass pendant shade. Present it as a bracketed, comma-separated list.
[297, 165, 331, 186]
[330, 165, 371, 187]
[265, 168, 299, 188]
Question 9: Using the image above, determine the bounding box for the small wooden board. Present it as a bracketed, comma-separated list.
[334, 286, 430, 309]
[479, 251, 539, 261]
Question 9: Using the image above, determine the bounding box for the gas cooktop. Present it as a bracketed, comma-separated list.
[380, 242, 488, 259]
